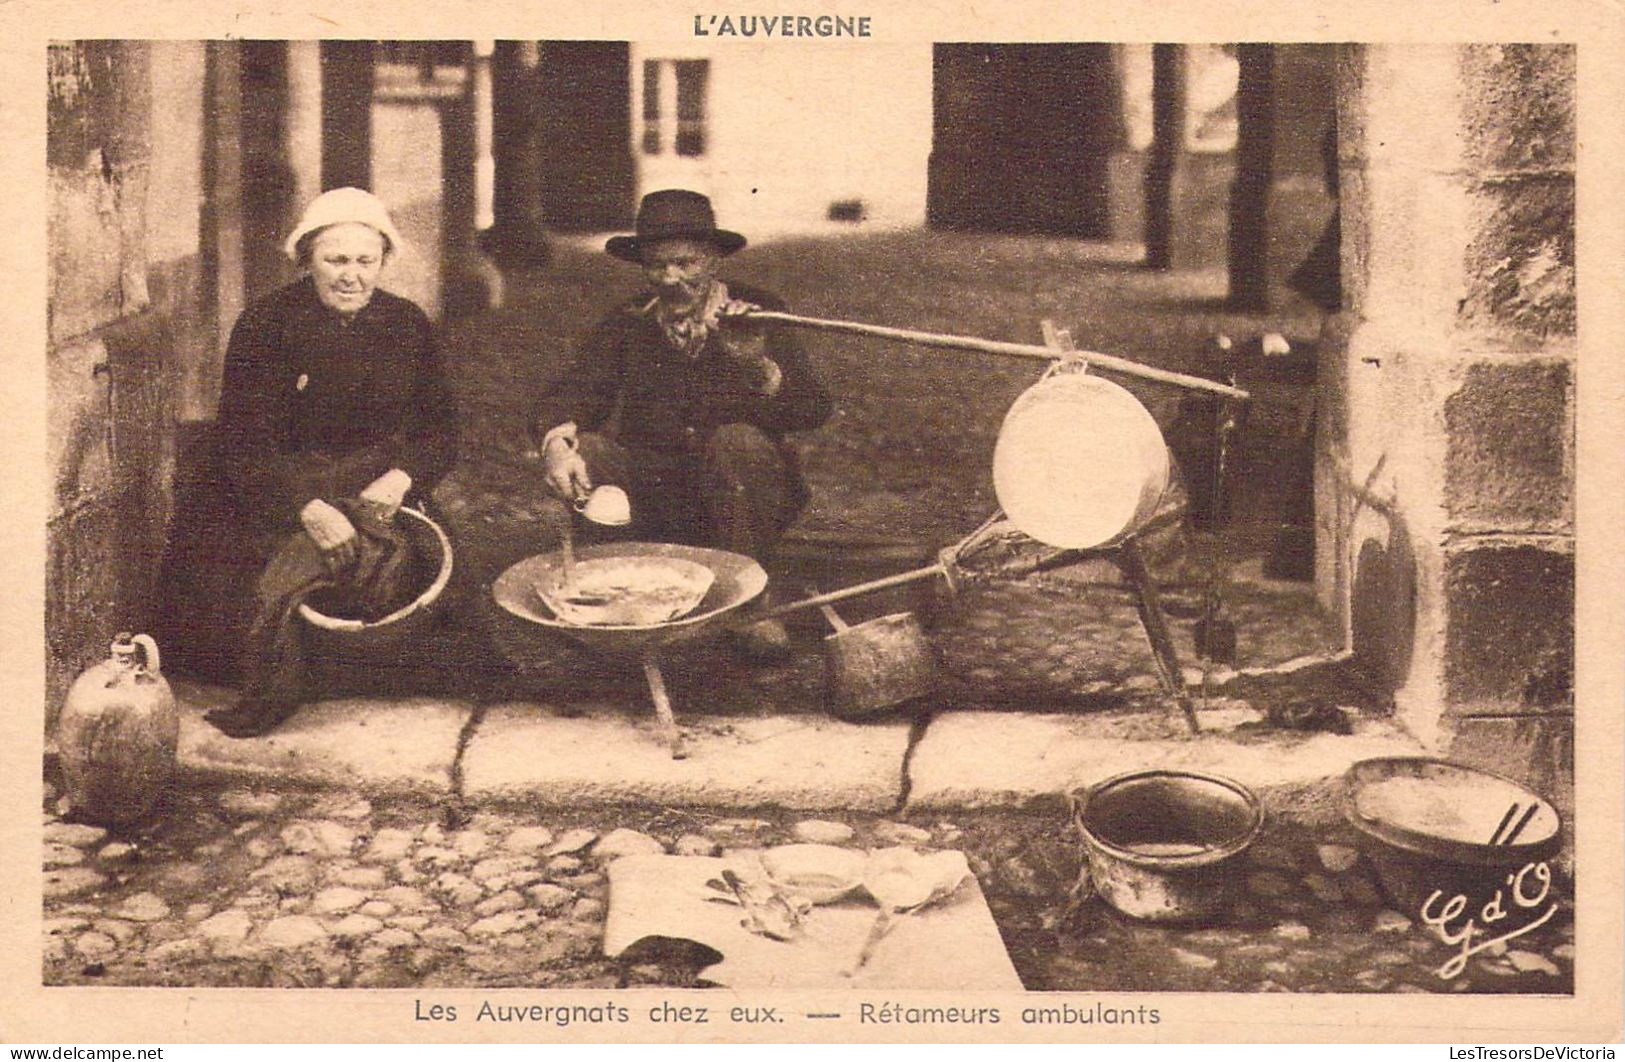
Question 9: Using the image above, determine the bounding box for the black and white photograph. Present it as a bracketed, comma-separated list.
[7, 0, 1623, 1046]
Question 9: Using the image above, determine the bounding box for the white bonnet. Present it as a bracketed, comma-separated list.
[283, 187, 409, 263]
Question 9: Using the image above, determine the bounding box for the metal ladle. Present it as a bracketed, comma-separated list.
[578, 484, 631, 527]
[561, 485, 632, 586]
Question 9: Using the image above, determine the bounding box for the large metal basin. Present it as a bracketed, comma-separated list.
[491, 543, 769, 758]
[491, 542, 768, 661]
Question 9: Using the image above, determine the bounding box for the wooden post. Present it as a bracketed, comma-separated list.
[1143, 44, 1186, 270]
[1228, 44, 1276, 311]
[320, 40, 373, 191]
[201, 40, 243, 417]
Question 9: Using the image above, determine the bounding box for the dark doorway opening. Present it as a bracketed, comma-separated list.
[532, 42, 636, 231]
[928, 43, 1120, 237]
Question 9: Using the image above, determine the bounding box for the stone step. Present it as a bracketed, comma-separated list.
[903, 708, 1423, 824]
[458, 701, 911, 811]
[170, 679, 1427, 825]
[173, 680, 468, 797]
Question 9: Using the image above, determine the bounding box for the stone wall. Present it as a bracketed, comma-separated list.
[1318, 44, 1575, 805]
[46, 42, 216, 724]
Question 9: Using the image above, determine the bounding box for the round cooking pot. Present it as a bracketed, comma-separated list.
[1071, 769, 1264, 923]
[993, 372, 1171, 550]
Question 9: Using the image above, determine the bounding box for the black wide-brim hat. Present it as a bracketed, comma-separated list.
[605, 189, 747, 262]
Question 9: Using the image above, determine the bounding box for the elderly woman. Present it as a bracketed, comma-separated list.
[161, 187, 455, 735]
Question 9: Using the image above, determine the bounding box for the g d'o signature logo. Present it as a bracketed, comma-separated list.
[1420, 861, 1559, 980]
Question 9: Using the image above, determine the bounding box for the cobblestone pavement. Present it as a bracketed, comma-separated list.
[43, 780, 1572, 994]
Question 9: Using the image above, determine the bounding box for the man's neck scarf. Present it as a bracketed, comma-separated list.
[652, 279, 728, 358]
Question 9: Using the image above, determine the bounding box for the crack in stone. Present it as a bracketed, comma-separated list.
[893, 707, 937, 812]
[441, 700, 489, 829]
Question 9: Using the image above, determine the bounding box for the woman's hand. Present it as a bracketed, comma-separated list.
[300, 498, 359, 573]
[358, 468, 412, 522]
[542, 437, 592, 502]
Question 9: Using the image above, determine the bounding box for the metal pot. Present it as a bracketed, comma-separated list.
[298, 506, 454, 655]
[1070, 769, 1264, 923]
[1341, 756, 1563, 915]
[993, 370, 1171, 550]
[816, 600, 939, 720]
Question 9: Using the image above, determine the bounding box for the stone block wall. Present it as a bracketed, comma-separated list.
[1317, 44, 1575, 803]
[46, 41, 215, 726]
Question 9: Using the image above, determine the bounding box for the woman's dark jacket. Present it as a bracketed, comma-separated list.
[159, 277, 455, 682]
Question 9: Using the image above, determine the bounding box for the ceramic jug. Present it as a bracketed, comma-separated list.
[56, 633, 178, 827]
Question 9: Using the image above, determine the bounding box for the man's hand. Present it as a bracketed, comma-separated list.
[714, 295, 761, 323]
[711, 298, 781, 395]
[542, 436, 592, 502]
[300, 498, 359, 573]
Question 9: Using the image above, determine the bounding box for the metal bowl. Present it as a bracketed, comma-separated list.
[297, 506, 454, 655]
[490, 543, 768, 664]
[1341, 757, 1563, 913]
[533, 555, 715, 627]
[760, 844, 866, 905]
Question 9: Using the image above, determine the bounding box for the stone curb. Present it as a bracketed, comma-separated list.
[461, 702, 912, 811]
[169, 681, 1426, 822]
[904, 709, 1426, 822]
[173, 680, 467, 798]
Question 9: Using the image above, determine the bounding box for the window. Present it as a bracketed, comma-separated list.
[641, 58, 709, 157]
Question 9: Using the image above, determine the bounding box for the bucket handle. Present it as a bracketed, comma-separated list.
[807, 584, 851, 634]
[130, 634, 161, 674]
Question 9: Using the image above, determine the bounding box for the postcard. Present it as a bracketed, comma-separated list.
[3, 0, 1621, 1045]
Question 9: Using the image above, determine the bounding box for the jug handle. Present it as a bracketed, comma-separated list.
[129, 634, 161, 675]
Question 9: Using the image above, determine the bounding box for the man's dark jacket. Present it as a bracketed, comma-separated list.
[533, 282, 833, 456]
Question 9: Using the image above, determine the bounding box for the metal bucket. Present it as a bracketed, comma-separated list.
[993, 372, 1171, 550]
[297, 506, 454, 657]
[1070, 769, 1264, 923]
[818, 605, 939, 719]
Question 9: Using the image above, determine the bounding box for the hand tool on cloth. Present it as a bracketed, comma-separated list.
[846, 849, 973, 975]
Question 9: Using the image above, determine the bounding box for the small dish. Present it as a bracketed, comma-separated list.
[760, 844, 866, 905]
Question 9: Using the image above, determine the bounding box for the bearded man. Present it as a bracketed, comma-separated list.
[532, 190, 833, 658]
